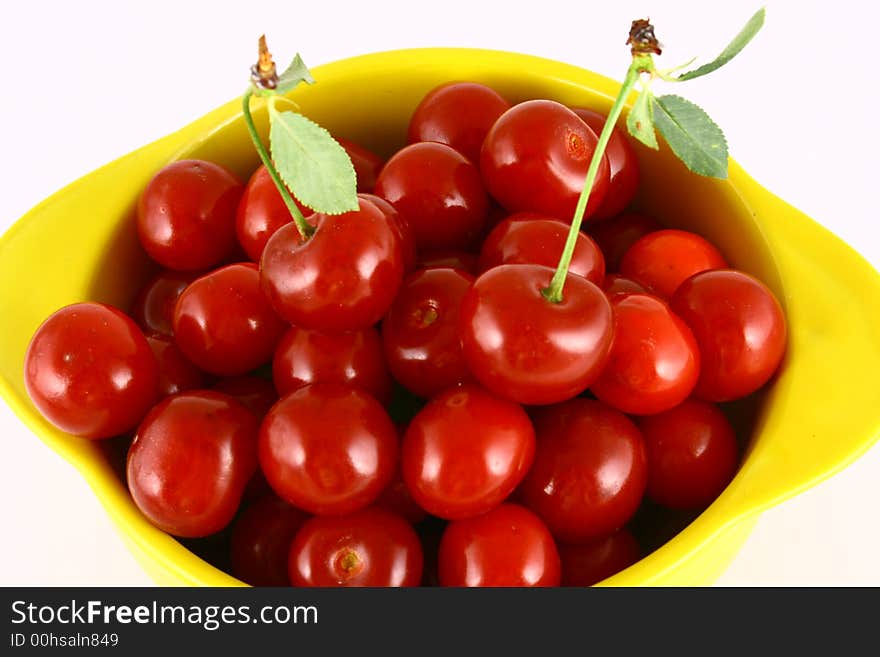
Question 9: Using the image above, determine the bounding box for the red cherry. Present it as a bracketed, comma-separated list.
[671, 269, 787, 401]
[230, 495, 309, 586]
[137, 159, 243, 271]
[146, 335, 207, 397]
[438, 504, 561, 587]
[130, 270, 199, 337]
[260, 197, 404, 331]
[477, 212, 605, 284]
[272, 325, 392, 405]
[459, 264, 614, 405]
[126, 391, 259, 537]
[375, 142, 489, 251]
[336, 137, 385, 193]
[401, 384, 535, 520]
[358, 193, 417, 272]
[519, 399, 648, 543]
[416, 249, 479, 275]
[558, 529, 641, 586]
[213, 375, 278, 418]
[572, 108, 640, 220]
[591, 293, 700, 415]
[173, 263, 287, 376]
[24, 303, 159, 439]
[587, 212, 661, 271]
[480, 100, 610, 222]
[638, 399, 739, 509]
[259, 383, 398, 516]
[407, 81, 510, 163]
[621, 229, 728, 298]
[602, 273, 648, 297]
[288, 507, 423, 587]
[235, 165, 312, 262]
[381, 267, 475, 399]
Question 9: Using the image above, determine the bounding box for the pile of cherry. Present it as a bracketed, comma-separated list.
[24, 81, 787, 587]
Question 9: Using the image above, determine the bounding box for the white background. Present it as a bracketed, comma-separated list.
[0, 0, 877, 586]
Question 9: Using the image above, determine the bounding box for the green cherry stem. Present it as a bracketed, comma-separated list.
[241, 88, 315, 241]
[542, 54, 652, 303]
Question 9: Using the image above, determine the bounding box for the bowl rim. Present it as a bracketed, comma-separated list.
[2, 46, 880, 586]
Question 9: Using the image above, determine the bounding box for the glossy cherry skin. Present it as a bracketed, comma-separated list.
[230, 494, 310, 586]
[519, 399, 648, 543]
[173, 263, 287, 376]
[375, 142, 489, 251]
[558, 529, 641, 586]
[602, 274, 648, 297]
[145, 335, 207, 397]
[621, 229, 728, 299]
[336, 137, 385, 193]
[236, 141, 383, 262]
[260, 197, 404, 331]
[480, 100, 610, 222]
[401, 384, 535, 520]
[407, 81, 511, 163]
[213, 375, 278, 418]
[459, 264, 614, 405]
[288, 507, 423, 587]
[438, 504, 561, 587]
[259, 383, 398, 516]
[131, 270, 199, 337]
[381, 267, 475, 399]
[126, 391, 259, 537]
[572, 108, 640, 220]
[24, 303, 159, 439]
[273, 325, 392, 405]
[638, 400, 739, 509]
[235, 165, 311, 262]
[137, 159, 244, 271]
[671, 269, 787, 401]
[587, 212, 661, 272]
[591, 293, 700, 415]
[416, 250, 479, 275]
[358, 193, 416, 271]
[478, 212, 605, 284]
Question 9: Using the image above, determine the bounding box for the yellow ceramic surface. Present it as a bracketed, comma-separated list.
[1, 49, 879, 586]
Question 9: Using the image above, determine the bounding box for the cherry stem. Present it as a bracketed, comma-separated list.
[542, 55, 650, 303]
[241, 89, 314, 241]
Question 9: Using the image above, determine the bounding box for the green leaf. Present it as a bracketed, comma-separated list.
[275, 53, 315, 94]
[626, 88, 658, 149]
[677, 7, 765, 81]
[652, 95, 728, 178]
[269, 107, 358, 214]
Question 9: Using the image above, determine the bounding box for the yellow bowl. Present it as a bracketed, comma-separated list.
[2, 48, 879, 586]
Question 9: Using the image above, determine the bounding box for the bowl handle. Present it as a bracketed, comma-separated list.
[711, 165, 880, 520]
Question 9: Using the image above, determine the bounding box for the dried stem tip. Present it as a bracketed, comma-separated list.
[251, 34, 278, 89]
[627, 19, 662, 56]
